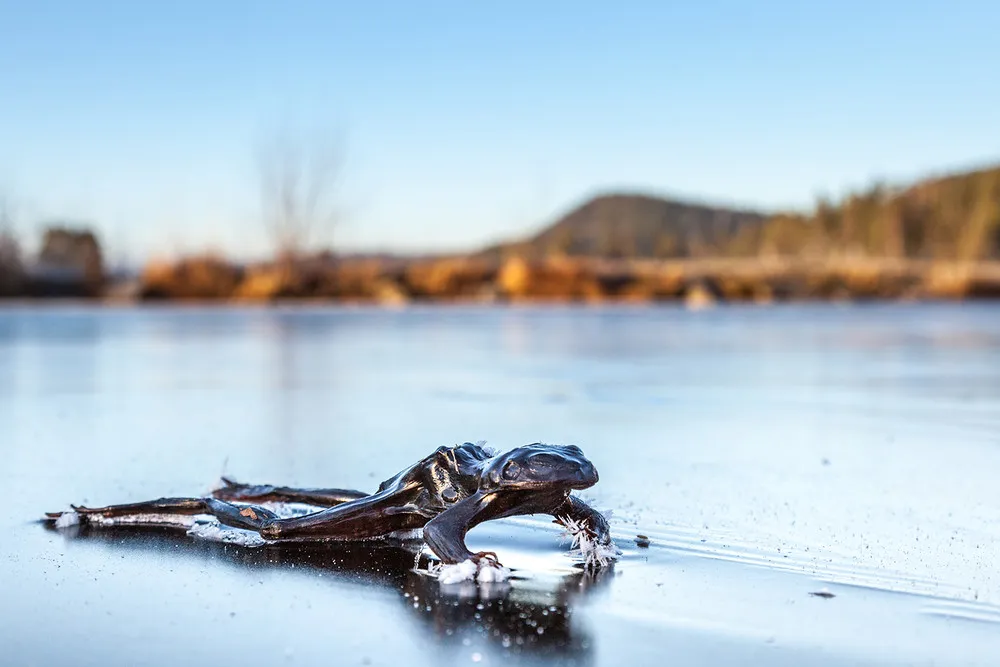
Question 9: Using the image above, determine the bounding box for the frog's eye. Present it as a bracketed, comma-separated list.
[502, 460, 521, 480]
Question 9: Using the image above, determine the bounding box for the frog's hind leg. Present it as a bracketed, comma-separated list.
[46, 497, 281, 532]
[211, 477, 369, 507]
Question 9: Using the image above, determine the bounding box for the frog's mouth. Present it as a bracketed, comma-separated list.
[556, 461, 601, 490]
[572, 462, 599, 488]
[508, 466, 598, 492]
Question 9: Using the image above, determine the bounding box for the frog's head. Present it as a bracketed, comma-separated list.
[481, 443, 599, 493]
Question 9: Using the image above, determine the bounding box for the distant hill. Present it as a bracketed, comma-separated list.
[482, 164, 1000, 262]
[483, 193, 769, 260]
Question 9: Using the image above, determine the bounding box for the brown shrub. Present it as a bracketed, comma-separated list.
[140, 254, 242, 300]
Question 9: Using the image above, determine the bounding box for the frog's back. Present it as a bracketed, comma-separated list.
[375, 442, 495, 500]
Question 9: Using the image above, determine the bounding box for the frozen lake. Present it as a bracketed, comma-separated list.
[2, 303, 999, 665]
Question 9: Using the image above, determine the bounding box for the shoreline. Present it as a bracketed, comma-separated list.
[5, 256, 1000, 306]
[2, 298, 998, 310]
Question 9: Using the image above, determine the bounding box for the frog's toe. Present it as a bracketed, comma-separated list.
[471, 550, 503, 567]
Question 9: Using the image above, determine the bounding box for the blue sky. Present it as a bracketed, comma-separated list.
[1, 1, 998, 263]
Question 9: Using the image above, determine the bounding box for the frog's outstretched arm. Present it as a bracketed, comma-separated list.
[552, 495, 612, 544]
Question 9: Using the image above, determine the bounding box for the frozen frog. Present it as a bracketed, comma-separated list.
[45, 442, 617, 580]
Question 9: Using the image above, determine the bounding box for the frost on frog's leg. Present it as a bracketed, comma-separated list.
[557, 515, 618, 568]
[555, 497, 621, 569]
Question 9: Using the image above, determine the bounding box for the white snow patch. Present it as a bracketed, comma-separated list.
[438, 559, 480, 584]
[475, 561, 510, 583]
[186, 520, 267, 547]
[421, 558, 511, 584]
[54, 511, 80, 529]
[558, 515, 621, 569]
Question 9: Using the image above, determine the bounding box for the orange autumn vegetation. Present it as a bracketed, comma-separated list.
[136, 254, 1000, 305]
[118, 161, 1000, 305]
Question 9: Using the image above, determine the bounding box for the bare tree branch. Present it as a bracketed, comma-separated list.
[256, 127, 344, 262]
[0, 192, 14, 235]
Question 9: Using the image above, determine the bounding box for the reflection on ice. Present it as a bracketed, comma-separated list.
[44, 519, 614, 662]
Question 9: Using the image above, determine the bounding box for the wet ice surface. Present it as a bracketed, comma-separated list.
[2, 303, 1000, 666]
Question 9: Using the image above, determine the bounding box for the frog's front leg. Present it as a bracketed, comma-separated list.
[422, 493, 493, 564]
[552, 495, 612, 545]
